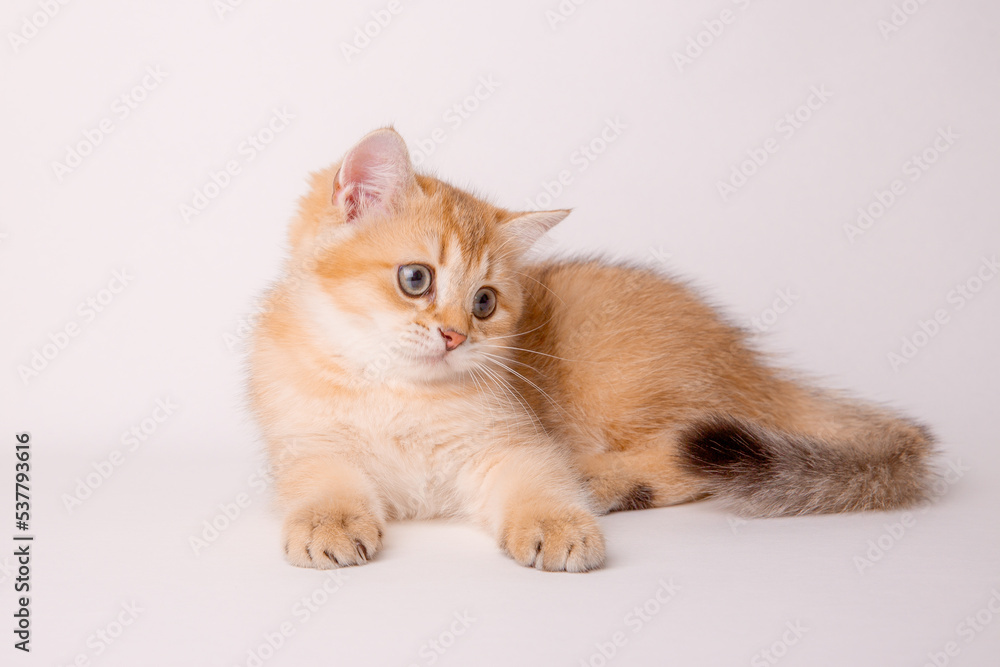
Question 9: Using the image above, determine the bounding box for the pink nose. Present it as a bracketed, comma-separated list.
[439, 328, 467, 351]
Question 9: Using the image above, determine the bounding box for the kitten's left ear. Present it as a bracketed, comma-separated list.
[333, 128, 415, 223]
[504, 209, 570, 247]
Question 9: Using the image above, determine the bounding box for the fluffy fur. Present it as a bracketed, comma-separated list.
[248, 128, 937, 572]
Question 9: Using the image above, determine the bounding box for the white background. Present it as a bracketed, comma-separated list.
[2, 0, 999, 665]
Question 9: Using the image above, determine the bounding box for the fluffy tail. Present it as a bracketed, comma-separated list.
[677, 412, 939, 518]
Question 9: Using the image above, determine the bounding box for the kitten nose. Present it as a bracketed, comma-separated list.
[439, 328, 467, 351]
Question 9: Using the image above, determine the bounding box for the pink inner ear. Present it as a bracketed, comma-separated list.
[334, 130, 413, 223]
[335, 170, 380, 222]
[505, 209, 571, 247]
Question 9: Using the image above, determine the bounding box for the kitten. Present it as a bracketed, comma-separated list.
[248, 128, 937, 572]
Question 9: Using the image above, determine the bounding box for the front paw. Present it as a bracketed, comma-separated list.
[283, 501, 383, 569]
[499, 505, 606, 572]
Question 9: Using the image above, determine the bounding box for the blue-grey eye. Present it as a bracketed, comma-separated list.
[473, 287, 496, 319]
[398, 264, 432, 296]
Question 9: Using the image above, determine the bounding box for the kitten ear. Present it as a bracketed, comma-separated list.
[333, 128, 415, 223]
[504, 209, 570, 247]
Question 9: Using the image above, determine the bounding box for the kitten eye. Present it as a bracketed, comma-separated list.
[472, 287, 497, 319]
[398, 264, 432, 296]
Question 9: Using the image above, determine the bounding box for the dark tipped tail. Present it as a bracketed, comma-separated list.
[677, 415, 939, 518]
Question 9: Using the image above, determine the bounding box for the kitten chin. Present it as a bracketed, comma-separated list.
[249, 127, 938, 572]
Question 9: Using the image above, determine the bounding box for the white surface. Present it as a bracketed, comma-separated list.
[2, 0, 999, 665]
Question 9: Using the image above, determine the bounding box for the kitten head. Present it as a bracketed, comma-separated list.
[287, 127, 568, 385]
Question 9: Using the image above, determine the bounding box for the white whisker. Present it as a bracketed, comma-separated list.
[481, 354, 574, 422]
[469, 366, 512, 448]
[481, 342, 592, 364]
[477, 363, 545, 437]
[513, 270, 566, 306]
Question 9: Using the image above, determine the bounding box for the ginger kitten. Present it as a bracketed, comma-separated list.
[248, 128, 936, 572]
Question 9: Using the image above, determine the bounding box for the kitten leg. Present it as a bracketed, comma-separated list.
[462, 445, 605, 572]
[578, 440, 707, 515]
[275, 454, 384, 569]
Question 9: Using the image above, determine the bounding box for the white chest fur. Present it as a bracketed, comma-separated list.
[280, 383, 517, 520]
